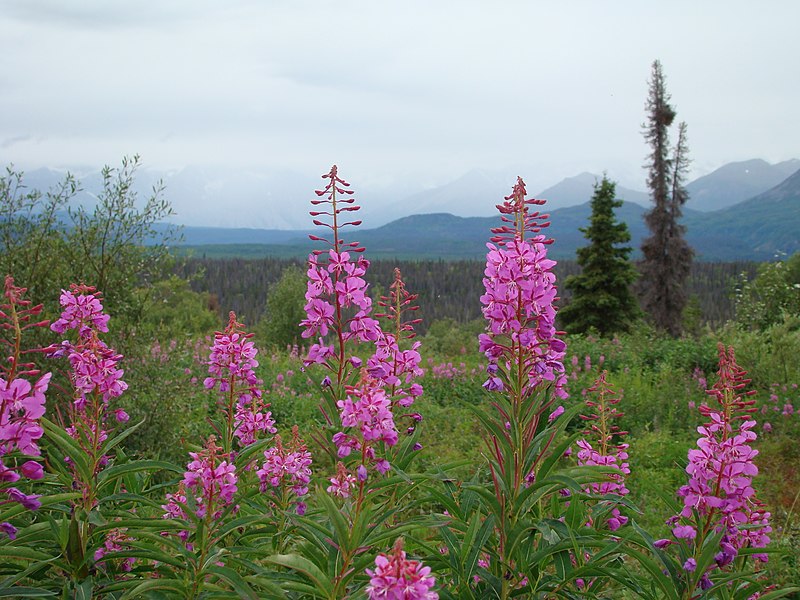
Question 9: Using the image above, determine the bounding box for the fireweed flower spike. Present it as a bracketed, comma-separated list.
[204, 312, 276, 450]
[300, 166, 381, 395]
[667, 344, 771, 589]
[371, 268, 425, 410]
[257, 426, 313, 515]
[365, 538, 439, 600]
[180, 436, 238, 520]
[576, 371, 630, 531]
[470, 179, 571, 594]
[334, 373, 399, 475]
[479, 177, 567, 403]
[47, 284, 127, 506]
[0, 277, 50, 536]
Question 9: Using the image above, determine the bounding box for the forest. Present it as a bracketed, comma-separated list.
[177, 256, 759, 336]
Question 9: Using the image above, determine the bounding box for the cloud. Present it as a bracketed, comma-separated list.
[0, 0, 798, 185]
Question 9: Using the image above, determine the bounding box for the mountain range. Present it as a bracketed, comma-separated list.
[14, 158, 798, 230]
[11, 158, 800, 261]
[171, 163, 800, 262]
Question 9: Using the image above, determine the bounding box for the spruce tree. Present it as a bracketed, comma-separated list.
[560, 176, 640, 335]
[639, 60, 693, 337]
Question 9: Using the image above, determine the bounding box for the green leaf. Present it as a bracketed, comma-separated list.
[97, 460, 183, 494]
[99, 418, 144, 456]
[0, 547, 52, 561]
[119, 578, 186, 599]
[463, 515, 494, 581]
[41, 418, 92, 483]
[316, 492, 352, 553]
[0, 587, 57, 597]
[265, 554, 333, 598]
[206, 564, 259, 600]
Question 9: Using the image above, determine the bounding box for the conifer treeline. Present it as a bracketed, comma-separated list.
[177, 258, 756, 334]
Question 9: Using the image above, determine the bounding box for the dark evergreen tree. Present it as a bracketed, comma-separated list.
[639, 60, 694, 337]
[559, 176, 640, 335]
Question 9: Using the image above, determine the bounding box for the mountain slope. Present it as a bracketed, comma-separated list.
[686, 158, 800, 212]
[536, 172, 649, 209]
[175, 168, 800, 262]
[684, 167, 800, 259]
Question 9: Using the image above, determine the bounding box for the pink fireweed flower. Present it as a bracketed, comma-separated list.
[205, 312, 276, 448]
[327, 462, 357, 499]
[301, 166, 383, 379]
[257, 426, 312, 513]
[365, 538, 438, 600]
[204, 312, 261, 396]
[667, 344, 771, 586]
[46, 285, 128, 492]
[94, 528, 135, 572]
[335, 374, 399, 475]
[47, 285, 127, 406]
[0, 372, 49, 457]
[480, 178, 567, 401]
[50, 284, 110, 336]
[179, 436, 238, 520]
[162, 483, 189, 521]
[370, 270, 425, 409]
[576, 371, 630, 530]
[233, 396, 277, 447]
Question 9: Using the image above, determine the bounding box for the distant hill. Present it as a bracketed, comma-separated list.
[175, 166, 800, 262]
[12, 159, 799, 260]
[686, 158, 800, 212]
[536, 172, 649, 209]
[684, 166, 800, 259]
[12, 158, 797, 229]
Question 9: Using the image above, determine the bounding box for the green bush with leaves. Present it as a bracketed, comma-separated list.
[735, 252, 800, 331]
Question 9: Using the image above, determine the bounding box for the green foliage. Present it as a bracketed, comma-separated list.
[64, 156, 180, 326]
[257, 265, 307, 349]
[735, 252, 800, 331]
[131, 275, 221, 340]
[560, 176, 641, 336]
[0, 157, 180, 329]
[117, 336, 215, 465]
[717, 315, 800, 388]
[0, 166, 75, 305]
[424, 317, 484, 356]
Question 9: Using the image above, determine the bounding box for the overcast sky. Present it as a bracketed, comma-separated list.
[1, 0, 798, 191]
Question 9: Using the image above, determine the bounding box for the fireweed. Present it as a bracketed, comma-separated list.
[365, 538, 438, 600]
[0, 277, 49, 539]
[430, 178, 614, 599]
[0, 171, 793, 599]
[204, 311, 276, 452]
[48, 284, 127, 507]
[256, 425, 313, 516]
[652, 344, 772, 595]
[278, 166, 432, 598]
[576, 370, 630, 532]
[301, 167, 423, 481]
[155, 314, 293, 597]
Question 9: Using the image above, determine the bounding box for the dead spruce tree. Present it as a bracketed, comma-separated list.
[639, 60, 693, 337]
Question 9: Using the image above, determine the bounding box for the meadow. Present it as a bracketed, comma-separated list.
[0, 164, 798, 598]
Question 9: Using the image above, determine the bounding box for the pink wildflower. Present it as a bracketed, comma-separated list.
[327, 462, 357, 499]
[480, 178, 567, 400]
[50, 284, 110, 336]
[365, 538, 438, 600]
[576, 371, 630, 530]
[257, 427, 313, 513]
[180, 437, 238, 520]
[667, 344, 771, 587]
